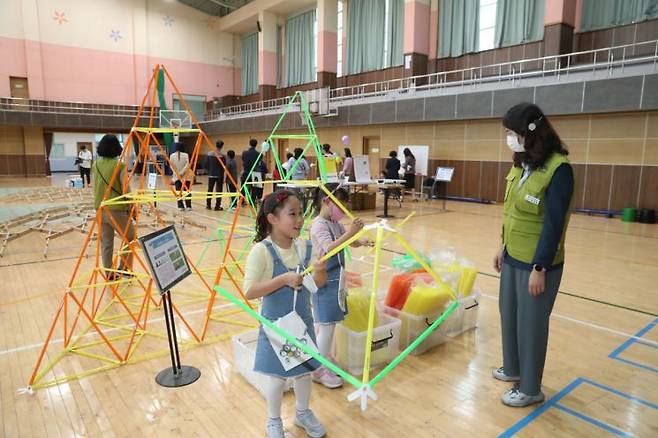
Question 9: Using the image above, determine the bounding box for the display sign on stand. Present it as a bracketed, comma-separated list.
[435, 167, 455, 182]
[139, 225, 200, 387]
[353, 156, 372, 183]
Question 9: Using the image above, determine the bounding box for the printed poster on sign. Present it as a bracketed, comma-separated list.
[139, 225, 191, 294]
[353, 155, 372, 183]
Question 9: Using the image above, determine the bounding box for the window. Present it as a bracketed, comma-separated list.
[383, 0, 391, 68]
[337, 1, 343, 77]
[478, 0, 497, 51]
[314, 10, 318, 80]
[173, 94, 206, 122]
[50, 143, 65, 159]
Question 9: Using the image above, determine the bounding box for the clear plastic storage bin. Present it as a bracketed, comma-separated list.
[447, 291, 480, 337]
[232, 329, 292, 397]
[335, 311, 401, 375]
[383, 304, 453, 355]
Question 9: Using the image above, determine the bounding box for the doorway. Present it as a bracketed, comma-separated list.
[10, 77, 29, 111]
[363, 136, 381, 179]
[277, 139, 289, 173]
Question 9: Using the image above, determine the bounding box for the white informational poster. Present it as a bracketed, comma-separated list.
[139, 225, 191, 294]
[147, 172, 157, 190]
[353, 155, 372, 183]
[398, 145, 429, 176]
[435, 167, 455, 182]
[252, 172, 263, 189]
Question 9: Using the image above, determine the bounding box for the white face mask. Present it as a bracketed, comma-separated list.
[506, 134, 525, 153]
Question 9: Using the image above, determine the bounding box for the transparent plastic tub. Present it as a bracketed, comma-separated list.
[447, 291, 480, 337]
[231, 329, 292, 397]
[335, 311, 401, 375]
[383, 304, 453, 355]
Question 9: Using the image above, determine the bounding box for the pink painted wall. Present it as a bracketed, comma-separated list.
[545, 0, 577, 27]
[0, 36, 26, 96]
[258, 50, 277, 86]
[404, 1, 430, 55]
[0, 36, 237, 105]
[429, 8, 439, 59]
[317, 30, 337, 73]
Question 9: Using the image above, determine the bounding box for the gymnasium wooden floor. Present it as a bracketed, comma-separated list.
[0, 175, 657, 437]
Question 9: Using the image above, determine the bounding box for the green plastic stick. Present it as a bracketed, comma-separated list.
[216, 287, 362, 389]
[369, 300, 459, 387]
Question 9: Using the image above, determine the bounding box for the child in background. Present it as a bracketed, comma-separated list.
[309, 184, 371, 388]
[243, 190, 328, 438]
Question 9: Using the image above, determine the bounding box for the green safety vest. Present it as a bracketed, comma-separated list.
[502, 153, 572, 265]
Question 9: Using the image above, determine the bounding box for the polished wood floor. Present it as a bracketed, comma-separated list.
[0, 175, 657, 437]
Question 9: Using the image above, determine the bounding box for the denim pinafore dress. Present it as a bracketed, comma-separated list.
[253, 240, 320, 377]
[311, 224, 347, 324]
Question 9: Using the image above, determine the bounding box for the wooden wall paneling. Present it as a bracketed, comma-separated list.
[6, 155, 25, 175]
[583, 164, 613, 210]
[638, 165, 658, 210]
[494, 46, 510, 64]
[445, 159, 465, 197]
[612, 23, 636, 46]
[592, 28, 614, 51]
[635, 19, 658, 49]
[463, 160, 482, 199]
[509, 44, 525, 64]
[573, 32, 594, 62]
[497, 161, 510, 203]
[480, 161, 499, 201]
[571, 163, 586, 210]
[0, 155, 7, 175]
[609, 165, 641, 210]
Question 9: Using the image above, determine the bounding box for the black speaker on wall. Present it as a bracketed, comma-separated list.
[257, 20, 262, 32]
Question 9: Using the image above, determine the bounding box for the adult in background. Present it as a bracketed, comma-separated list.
[402, 148, 416, 189]
[384, 151, 401, 180]
[322, 143, 335, 157]
[78, 144, 93, 187]
[242, 138, 260, 203]
[342, 148, 354, 181]
[92, 134, 135, 280]
[206, 140, 226, 211]
[493, 102, 574, 407]
[170, 142, 192, 211]
[225, 150, 239, 194]
[281, 152, 294, 178]
[289, 148, 310, 181]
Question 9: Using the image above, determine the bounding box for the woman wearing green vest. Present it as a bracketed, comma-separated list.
[92, 134, 136, 280]
[493, 103, 574, 407]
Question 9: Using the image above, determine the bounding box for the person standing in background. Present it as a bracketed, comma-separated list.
[290, 148, 310, 181]
[78, 145, 93, 187]
[342, 148, 354, 181]
[92, 134, 135, 280]
[206, 140, 226, 211]
[402, 148, 416, 189]
[384, 151, 401, 180]
[225, 150, 239, 210]
[170, 142, 192, 211]
[241, 139, 260, 204]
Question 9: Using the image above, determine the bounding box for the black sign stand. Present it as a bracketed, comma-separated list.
[155, 289, 200, 387]
[138, 225, 200, 388]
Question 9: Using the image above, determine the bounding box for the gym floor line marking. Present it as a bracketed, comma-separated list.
[0, 235, 251, 269]
[0, 302, 238, 357]
[479, 292, 658, 348]
[478, 271, 658, 317]
[500, 377, 658, 437]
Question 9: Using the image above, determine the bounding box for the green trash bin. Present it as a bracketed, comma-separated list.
[621, 207, 637, 222]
